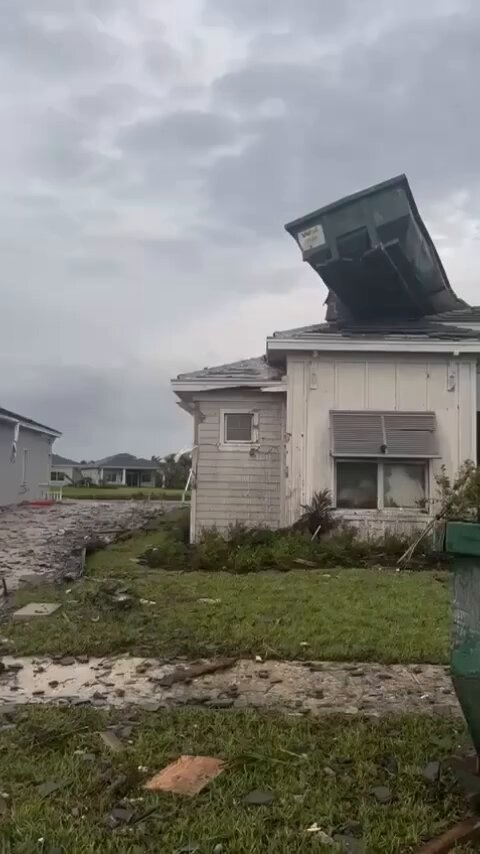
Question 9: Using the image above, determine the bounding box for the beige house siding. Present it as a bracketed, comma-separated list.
[286, 352, 477, 534]
[192, 389, 285, 539]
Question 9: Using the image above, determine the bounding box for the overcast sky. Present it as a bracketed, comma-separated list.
[1, 0, 480, 459]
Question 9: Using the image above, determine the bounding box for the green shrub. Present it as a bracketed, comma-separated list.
[191, 529, 231, 571]
[140, 531, 188, 569]
[293, 489, 336, 537]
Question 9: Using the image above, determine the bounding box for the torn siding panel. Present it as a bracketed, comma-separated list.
[192, 389, 285, 539]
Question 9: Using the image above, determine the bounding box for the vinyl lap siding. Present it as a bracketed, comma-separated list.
[194, 391, 284, 537]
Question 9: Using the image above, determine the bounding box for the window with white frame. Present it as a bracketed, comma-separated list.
[51, 471, 66, 482]
[330, 410, 437, 511]
[336, 460, 427, 510]
[222, 412, 255, 444]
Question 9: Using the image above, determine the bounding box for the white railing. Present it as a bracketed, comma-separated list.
[40, 483, 63, 502]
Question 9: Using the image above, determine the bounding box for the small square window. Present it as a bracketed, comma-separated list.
[224, 412, 253, 443]
[336, 461, 378, 509]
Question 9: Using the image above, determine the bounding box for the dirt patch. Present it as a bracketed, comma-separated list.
[0, 656, 458, 716]
[0, 500, 181, 591]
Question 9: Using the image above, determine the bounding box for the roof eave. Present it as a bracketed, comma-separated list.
[0, 411, 61, 438]
[171, 378, 284, 393]
[267, 335, 480, 355]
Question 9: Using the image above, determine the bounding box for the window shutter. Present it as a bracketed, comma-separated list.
[330, 410, 438, 458]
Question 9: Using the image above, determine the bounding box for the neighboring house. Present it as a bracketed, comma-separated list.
[0, 406, 60, 505]
[172, 175, 480, 541]
[78, 454, 158, 487]
[51, 454, 81, 484]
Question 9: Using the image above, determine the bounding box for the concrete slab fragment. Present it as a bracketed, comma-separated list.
[12, 603, 60, 622]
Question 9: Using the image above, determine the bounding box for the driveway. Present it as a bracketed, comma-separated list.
[0, 500, 180, 591]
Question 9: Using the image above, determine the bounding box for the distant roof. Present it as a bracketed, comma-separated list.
[271, 319, 480, 341]
[83, 453, 157, 470]
[0, 406, 60, 437]
[52, 453, 78, 466]
[175, 356, 282, 383]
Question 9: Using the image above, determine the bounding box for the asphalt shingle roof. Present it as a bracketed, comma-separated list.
[272, 319, 480, 341]
[52, 454, 78, 466]
[92, 453, 157, 469]
[175, 356, 282, 382]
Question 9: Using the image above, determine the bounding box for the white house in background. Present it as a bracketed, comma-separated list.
[171, 175, 480, 541]
[51, 454, 81, 484]
[51, 453, 158, 487]
[0, 406, 60, 505]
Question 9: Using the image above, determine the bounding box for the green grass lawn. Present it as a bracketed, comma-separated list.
[62, 486, 187, 501]
[3, 529, 451, 662]
[0, 705, 471, 853]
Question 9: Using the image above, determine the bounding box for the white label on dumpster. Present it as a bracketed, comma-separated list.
[297, 224, 325, 251]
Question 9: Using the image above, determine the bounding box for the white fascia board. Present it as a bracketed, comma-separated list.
[171, 379, 283, 392]
[260, 384, 287, 392]
[0, 412, 61, 437]
[267, 336, 480, 354]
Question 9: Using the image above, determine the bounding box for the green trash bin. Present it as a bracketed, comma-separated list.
[446, 521, 480, 757]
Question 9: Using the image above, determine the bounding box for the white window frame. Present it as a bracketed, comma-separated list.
[334, 459, 429, 511]
[220, 410, 259, 448]
[51, 471, 66, 482]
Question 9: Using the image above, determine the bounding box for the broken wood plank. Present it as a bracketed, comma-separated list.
[415, 816, 480, 853]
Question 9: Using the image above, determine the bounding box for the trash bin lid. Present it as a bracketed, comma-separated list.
[445, 521, 480, 557]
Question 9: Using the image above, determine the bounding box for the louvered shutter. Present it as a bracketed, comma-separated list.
[330, 411, 438, 458]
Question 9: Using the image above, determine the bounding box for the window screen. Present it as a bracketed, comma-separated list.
[383, 463, 426, 508]
[224, 412, 253, 443]
[336, 461, 377, 509]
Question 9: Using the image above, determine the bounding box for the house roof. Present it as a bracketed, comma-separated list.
[174, 356, 283, 383]
[52, 453, 78, 466]
[83, 453, 157, 470]
[271, 319, 480, 341]
[426, 306, 480, 323]
[0, 406, 60, 437]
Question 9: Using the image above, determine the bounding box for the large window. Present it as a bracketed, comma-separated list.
[51, 471, 65, 482]
[336, 460, 427, 510]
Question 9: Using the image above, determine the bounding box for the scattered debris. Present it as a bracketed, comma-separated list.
[333, 834, 363, 853]
[58, 656, 76, 666]
[198, 598, 221, 605]
[243, 789, 275, 806]
[99, 730, 125, 753]
[305, 824, 334, 843]
[206, 699, 234, 709]
[423, 761, 441, 783]
[371, 786, 392, 804]
[36, 780, 65, 799]
[109, 805, 134, 826]
[145, 755, 225, 797]
[134, 699, 159, 711]
[12, 603, 60, 622]
[158, 659, 235, 688]
[293, 558, 318, 567]
[255, 655, 263, 663]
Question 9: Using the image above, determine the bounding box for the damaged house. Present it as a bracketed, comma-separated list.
[172, 175, 480, 541]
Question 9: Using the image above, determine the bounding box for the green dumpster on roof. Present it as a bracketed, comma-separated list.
[446, 521, 480, 755]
